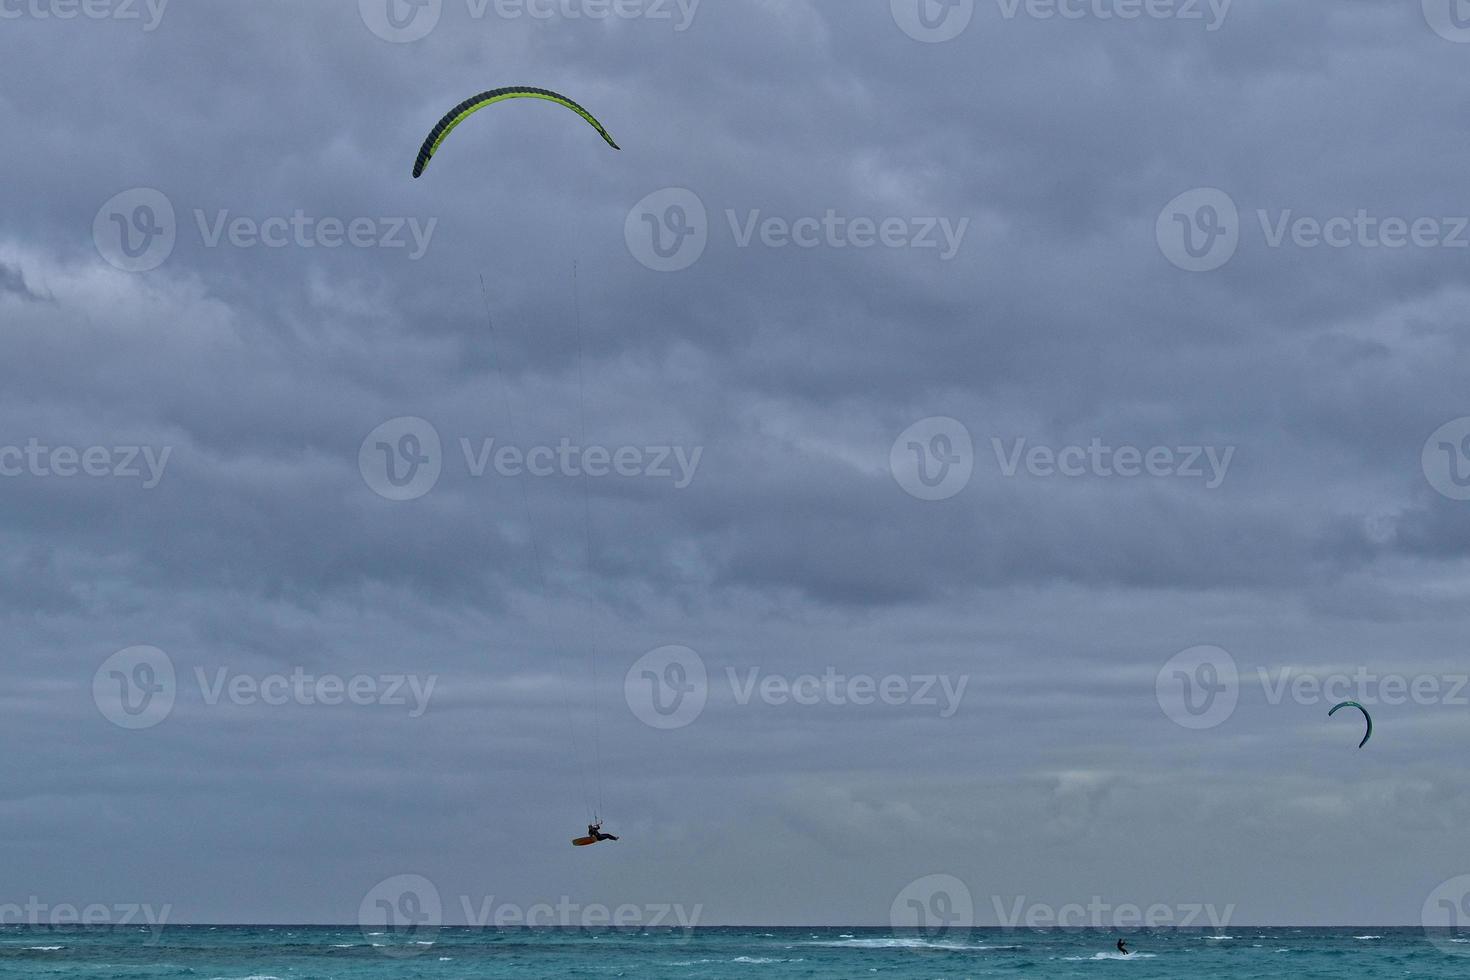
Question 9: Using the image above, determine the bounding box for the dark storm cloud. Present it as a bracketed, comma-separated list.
[2, 0, 1470, 928]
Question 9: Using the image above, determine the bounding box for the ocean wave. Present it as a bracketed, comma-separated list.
[1064, 952, 1158, 961]
[803, 937, 1020, 951]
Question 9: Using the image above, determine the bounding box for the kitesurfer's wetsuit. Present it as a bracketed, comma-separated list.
[588, 824, 619, 842]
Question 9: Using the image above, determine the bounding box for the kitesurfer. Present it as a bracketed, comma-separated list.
[1116, 938, 1130, 956]
[587, 821, 619, 842]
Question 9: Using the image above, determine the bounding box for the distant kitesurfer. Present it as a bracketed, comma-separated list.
[1116, 938, 1129, 955]
[588, 822, 619, 842]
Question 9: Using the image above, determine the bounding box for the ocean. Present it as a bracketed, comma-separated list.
[2, 926, 1466, 978]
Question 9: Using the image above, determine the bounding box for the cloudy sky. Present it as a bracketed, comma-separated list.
[5, 0, 1470, 929]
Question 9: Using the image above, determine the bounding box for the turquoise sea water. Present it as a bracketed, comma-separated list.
[3, 926, 1470, 978]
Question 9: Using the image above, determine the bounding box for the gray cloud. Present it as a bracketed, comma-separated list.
[2, 0, 1470, 928]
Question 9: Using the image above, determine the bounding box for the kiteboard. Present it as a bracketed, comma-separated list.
[572, 836, 599, 847]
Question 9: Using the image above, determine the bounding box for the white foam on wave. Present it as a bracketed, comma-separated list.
[1064, 952, 1158, 961]
[1354, 935, 1381, 940]
[1204, 935, 1234, 940]
[25, 946, 63, 951]
[803, 937, 1019, 951]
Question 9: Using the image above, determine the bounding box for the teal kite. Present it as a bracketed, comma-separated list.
[1328, 700, 1372, 749]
